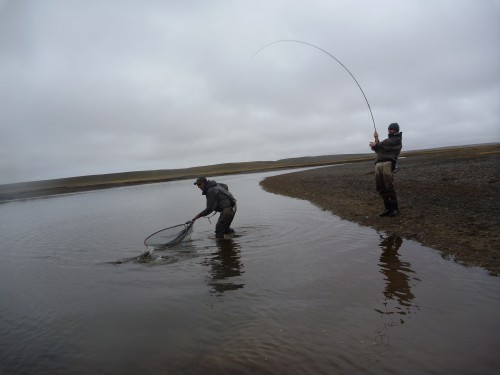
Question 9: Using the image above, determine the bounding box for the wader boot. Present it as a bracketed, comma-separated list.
[379, 197, 391, 217]
[388, 197, 400, 217]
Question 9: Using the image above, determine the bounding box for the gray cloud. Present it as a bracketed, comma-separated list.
[1, 0, 499, 184]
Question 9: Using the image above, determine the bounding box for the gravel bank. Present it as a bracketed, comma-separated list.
[261, 145, 500, 276]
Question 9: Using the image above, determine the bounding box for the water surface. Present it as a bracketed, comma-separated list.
[1, 170, 499, 374]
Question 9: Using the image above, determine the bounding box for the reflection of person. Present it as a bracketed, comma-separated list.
[193, 177, 237, 239]
[204, 238, 244, 295]
[377, 234, 415, 317]
[369, 123, 402, 217]
[373, 234, 417, 348]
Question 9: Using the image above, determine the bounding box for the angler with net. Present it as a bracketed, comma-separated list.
[193, 177, 237, 239]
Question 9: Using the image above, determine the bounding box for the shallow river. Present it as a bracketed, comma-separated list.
[1, 170, 499, 375]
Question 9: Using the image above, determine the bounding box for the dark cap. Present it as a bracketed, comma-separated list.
[388, 123, 400, 132]
[194, 177, 208, 185]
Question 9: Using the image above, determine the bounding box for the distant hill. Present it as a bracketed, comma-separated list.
[1, 143, 498, 202]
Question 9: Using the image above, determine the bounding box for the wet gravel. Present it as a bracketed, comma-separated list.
[261, 145, 500, 276]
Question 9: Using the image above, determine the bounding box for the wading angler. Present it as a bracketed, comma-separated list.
[193, 177, 237, 239]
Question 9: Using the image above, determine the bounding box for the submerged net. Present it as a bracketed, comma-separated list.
[144, 220, 194, 249]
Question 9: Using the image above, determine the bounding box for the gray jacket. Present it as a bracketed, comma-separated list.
[198, 180, 236, 217]
[372, 132, 403, 163]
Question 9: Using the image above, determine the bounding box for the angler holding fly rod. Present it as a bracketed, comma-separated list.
[369, 123, 403, 217]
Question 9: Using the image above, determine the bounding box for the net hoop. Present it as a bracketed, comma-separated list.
[143, 220, 194, 248]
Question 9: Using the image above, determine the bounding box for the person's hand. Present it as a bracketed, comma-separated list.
[369, 141, 377, 148]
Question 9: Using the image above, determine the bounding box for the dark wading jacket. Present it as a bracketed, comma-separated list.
[371, 132, 403, 168]
[198, 180, 236, 217]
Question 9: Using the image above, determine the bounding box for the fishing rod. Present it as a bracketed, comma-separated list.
[252, 39, 377, 133]
[185, 39, 378, 161]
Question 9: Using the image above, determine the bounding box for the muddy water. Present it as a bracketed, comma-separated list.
[0, 170, 499, 375]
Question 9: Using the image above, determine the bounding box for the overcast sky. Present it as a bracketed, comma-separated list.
[1, 0, 499, 184]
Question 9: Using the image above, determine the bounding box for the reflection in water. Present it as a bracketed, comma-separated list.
[375, 234, 417, 320]
[372, 234, 420, 351]
[204, 238, 245, 295]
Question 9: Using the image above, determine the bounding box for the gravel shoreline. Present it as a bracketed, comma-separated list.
[260, 145, 500, 276]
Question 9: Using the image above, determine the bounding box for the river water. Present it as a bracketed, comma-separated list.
[0, 170, 499, 375]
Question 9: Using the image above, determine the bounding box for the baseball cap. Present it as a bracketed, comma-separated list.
[194, 177, 208, 185]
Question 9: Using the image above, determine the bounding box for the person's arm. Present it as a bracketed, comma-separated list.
[194, 190, 217, 219]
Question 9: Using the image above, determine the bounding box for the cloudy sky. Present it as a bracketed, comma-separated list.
[0, 0, 498, 184]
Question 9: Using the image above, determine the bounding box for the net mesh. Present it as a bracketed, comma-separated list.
[144, 221, 194, 249]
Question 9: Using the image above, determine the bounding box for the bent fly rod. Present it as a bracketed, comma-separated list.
[252, 39, 377, 133]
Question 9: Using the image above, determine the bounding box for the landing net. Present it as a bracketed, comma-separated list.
[144, 220, 194, 249]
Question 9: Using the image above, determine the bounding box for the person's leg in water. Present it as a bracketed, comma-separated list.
[215, 207, 235, 238]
